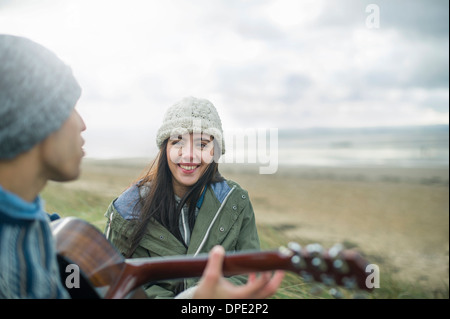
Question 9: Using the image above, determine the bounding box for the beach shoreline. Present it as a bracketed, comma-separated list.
[82, 157, 449, 183]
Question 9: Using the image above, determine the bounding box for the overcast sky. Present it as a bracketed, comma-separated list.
[0, 0, 448, 158]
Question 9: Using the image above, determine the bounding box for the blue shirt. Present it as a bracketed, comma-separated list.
[0, 185, 69, 299]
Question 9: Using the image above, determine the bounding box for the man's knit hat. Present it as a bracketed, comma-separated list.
[0, 34, 81, 159]
[156, 97, 225, 154]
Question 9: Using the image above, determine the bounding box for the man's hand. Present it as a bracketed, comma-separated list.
[194, 245, 285, 299]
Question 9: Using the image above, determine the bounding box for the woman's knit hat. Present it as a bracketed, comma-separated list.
[0, 34, 81, 159]
[156, 96, 225, 154]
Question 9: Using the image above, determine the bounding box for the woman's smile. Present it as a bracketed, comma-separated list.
[178, 163, 200, 174]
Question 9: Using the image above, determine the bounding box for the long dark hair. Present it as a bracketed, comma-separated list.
[123, 138, 224, 258]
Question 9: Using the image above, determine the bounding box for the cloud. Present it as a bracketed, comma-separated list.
[1, 0, 448, 158]
[377, 0, 449, 37]
[312, 0, 449, 37]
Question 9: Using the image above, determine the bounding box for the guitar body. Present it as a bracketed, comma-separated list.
[52, 217, 147, 299]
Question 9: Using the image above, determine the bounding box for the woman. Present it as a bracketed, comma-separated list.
[104, 96, 283, 298]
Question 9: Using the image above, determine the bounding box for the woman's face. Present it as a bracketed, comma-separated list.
[166, 132, 214, 197]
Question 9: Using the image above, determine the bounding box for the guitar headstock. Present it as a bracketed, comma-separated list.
[280, 242, 373, 292]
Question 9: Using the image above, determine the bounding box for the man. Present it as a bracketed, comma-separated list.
[0, 34, 85, 298]
[0, 34, 283, 299]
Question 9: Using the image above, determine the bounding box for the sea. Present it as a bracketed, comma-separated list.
[221, 124, 449, 169]
[85, 124, 449, 172]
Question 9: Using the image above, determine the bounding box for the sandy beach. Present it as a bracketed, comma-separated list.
[221, 164, 449, 292]
[60, 159, 449, 293]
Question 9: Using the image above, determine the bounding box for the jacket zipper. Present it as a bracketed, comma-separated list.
[193, 185, 236, 256]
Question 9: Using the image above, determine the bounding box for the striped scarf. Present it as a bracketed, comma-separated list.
[0, 186, 69, 299]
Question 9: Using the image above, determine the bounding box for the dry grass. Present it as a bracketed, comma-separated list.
[42, 159, 449, 299]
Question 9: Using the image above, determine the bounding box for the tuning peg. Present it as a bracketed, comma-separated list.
[306, 243, 327, 272]
[328, 243, 344, 258]
[278, 245, 292, 256]
[287, 242, 301, 253]
[342, 276, 358, 290]
[306, 243, 324, 255]
[332, 259, 349, 275]
[327, 243, 350, 274]
[328, 288, 344, 299]
[320, 273, 336, 287]
[285, 243, 307, 269]
[300, 271, 314, 283]
[291, 254, 307, 270]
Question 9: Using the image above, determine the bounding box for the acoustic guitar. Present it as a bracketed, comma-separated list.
[51, 217, 373, 299]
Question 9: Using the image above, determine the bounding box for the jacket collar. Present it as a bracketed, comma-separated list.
[0, 185, 47, 222]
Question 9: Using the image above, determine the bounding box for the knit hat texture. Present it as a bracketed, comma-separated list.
[156, 97, 225, 154]
[0, 34, 81, 159]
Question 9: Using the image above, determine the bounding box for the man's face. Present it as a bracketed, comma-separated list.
[39, 109, 86, 182]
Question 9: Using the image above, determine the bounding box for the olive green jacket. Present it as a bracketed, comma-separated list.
[104, 179, 260, 298]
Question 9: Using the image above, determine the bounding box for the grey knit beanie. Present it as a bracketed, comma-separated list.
[156, 96, 225, 154]
[0, 34, 81, 159]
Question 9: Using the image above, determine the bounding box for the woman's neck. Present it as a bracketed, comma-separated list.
[172, 181, 190, 199]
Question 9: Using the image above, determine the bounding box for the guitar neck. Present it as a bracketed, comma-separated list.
[105, 250, 290, 298]
[103, 246, 371, 299]
[131, 250, 288, 281]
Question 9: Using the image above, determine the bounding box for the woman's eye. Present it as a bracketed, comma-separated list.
[198, 141, 210, 149]
[172, 140, 184, 147]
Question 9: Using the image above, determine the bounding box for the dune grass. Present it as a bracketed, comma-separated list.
[41, 160, 449, 299]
